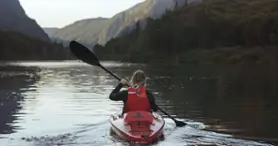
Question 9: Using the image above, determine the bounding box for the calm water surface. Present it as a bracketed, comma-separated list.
[0, 61, 277, 146]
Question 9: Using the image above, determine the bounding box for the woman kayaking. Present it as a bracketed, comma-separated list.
[109, 70, 158, 114]
[109, 70, 165, 143]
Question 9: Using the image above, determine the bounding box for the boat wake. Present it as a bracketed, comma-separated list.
[14, 118, 273, 146]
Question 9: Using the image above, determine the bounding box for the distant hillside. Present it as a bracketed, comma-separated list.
[51, 18, 109, 47]
[43, 27, 59, 37]
[96, 0, 278, 64]
[51, 0, 194, 47]
[0, 0, 49, 41]
[0, 30, 70, 60]
[97, 0, 191, 45]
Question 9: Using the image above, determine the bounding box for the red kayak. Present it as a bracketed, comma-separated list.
[109, 111, 165, 143]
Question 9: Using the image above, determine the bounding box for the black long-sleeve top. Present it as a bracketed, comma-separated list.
[109, 83, 158, 112]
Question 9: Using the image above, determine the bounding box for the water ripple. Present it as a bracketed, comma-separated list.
[0, 61, 275, 146]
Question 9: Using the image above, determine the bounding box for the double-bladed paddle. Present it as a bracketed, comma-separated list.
[69, 40, 186, 127]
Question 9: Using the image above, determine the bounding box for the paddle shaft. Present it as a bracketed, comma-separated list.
[100, 65, 121, 81]
[69, 40, 186, 127]
[157, 106, 179, 122]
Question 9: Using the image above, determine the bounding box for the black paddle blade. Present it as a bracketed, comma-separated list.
[174, 120, 187, 127]
[69, 41, 100, 66]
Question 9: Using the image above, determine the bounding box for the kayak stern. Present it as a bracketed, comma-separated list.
[109, 111, 165, 143]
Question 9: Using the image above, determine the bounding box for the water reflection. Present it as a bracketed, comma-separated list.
[0, 91, 23, 135]
[143, 63, 278, 144]
[0, 66, 39, 135]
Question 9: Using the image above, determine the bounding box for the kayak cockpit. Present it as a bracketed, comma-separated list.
[109, 111, 165, 143]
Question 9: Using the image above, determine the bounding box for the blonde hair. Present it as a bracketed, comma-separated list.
[130, 70, 146, 88]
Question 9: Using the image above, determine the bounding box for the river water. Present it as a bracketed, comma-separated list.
[0, 61, 277, 146]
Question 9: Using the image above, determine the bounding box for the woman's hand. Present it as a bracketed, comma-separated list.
[120, 79, 129, 86]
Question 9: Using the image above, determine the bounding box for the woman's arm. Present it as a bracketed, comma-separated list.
[109, 83, 128, 102]
[146, 90, 158, 112]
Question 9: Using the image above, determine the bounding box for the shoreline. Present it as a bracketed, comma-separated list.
[96, 46, 278, 67]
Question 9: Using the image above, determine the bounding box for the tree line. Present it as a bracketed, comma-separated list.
[0, 29, 72, 60]
[94, 0, 278, 63]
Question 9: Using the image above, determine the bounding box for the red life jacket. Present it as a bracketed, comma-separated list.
[124, 87, 151, 113]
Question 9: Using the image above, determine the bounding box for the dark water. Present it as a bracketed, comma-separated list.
[0, 61, 277, 146]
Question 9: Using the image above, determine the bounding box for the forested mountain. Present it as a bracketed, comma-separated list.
[50, 0, 194, 47]
[0, 0, 49, 41]
[97, 0, 191, 45]
[95, 0, 278, 63]
[0, 0, 71, 60]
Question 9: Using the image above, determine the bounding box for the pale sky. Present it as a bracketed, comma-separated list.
[19, 0, 145, 28]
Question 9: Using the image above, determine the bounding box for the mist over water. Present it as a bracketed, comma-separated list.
[0, 61, 276, 146]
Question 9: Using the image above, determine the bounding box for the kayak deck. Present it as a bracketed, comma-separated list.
[109, 111, 165, 143]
